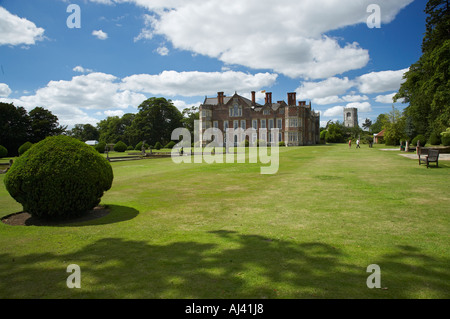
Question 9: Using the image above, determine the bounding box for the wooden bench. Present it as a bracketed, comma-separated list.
[419, 149, 439, 168]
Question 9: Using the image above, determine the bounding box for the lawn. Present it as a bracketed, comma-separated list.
[0, 143, 449, 299]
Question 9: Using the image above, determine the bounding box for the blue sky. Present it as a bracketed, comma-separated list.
[0, 0, 426, 129]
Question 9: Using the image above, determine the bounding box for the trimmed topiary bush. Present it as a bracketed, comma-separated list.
[18, 142, 33, 156]
[164, 141, 176, 149]
[135, 141, 149, 151]
[4, 135, 113, 219]
[95, 141, 107, 153]
[442, 128, 450, 146]
[114, 141, 127, 152]
[0, 145, 7, 158]
[154, 142, 162, 150]
[412, 134, 427, 147]
[428, 131, 441, 145]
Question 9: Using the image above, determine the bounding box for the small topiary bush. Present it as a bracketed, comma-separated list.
[412, 134, 427, 147]
[4, 135, 113, 219]
[127, 145, 134, 151]
[154, 142, 162, 150]
[114, 141, 127, 152]
[135, 141, 149, 151]
[428, 131, 441, 145]
[95, 141, 107, 153]
[164, 141, 176, 149]
[18, 142, 33, 156]
[441, 128, 450, 146]
[0, 145, 7, 158]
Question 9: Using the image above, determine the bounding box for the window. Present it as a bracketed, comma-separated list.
[279, 132, 282, 143]
[241, 120, 246, 129]
[289, 118, 298, 128]
[234, 120, 239, 130]
[230, 103, 242, 117]
[263, 109, 270, 115]
[202, 110, 206, 117]
[252, 119, 258, 129]
[224, 121, 229, 131]
[213, 121, 218, 130]
[277, 118, 282, 129]
[289, 132, 298, 142]
[229, 107, 233, 117]
[268, 119, 274, 129]
[260, 119, 266, 129]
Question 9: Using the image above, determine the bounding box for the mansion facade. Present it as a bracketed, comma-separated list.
[199, 91, 320, 147]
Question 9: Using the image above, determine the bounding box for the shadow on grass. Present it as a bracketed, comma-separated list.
[0, 230, 448, 298]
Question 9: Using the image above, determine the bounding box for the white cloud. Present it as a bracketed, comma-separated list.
[0, 7, 45, 46]
[92, 29, 108, 40]
[115, 0, 412, 79]
[134, 14, 155, 42]
[121, 70, 278, 97]
[342, 94, 369, 102]
[357, 68, 409, 94]
[374, 92, 405, 104]
[104, 110, 125, 117]
[323, 106, 344, 117]
[73, 66, 94, 73]
[156, 46, 169, 56]
[0, 72, 146, 128]
[297, 77, 354, 100]
[0, 83, 12, 97]
[171, 100, 202, 112]
[346, 101, 372, 113]
[312, 95, 342, 105]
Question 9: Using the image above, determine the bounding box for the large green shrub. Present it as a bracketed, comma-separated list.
[164, 141, 176, 149]
[412, 134, 427, 147]
[114, 141, 127, 152]
[4, 136, 113, 219]
[18, 142, 33, 156]
[428, 131, 441, 145]
[135, 141, 149, 151]
[441, 128, 450, 146]
[0, 145, 7, 158]
[95, 141, 107, 153]
[154, 142, 162, 150]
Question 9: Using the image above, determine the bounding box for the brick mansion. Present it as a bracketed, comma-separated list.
[199, 91, 320, 147]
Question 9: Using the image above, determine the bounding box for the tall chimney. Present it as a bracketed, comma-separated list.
[288, 92, 296, 106]
[251, 91, 256, 104]
[217, 92, 224, 105]
[265, 92, 272, 105]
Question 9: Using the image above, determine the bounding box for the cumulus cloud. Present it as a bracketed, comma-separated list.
[156, 46, 169, 56]
[110, 0, 412, 79]
[92, 29, 108, 40]
[323, 106, 344, 117]
[0, 72, 146, 128]
[346, 101, 372, 113]
[357, 68, 409, 94]
[73, 66, 94, 73]
[0, 83, 12, 97]
[0, 7, 45, 46]
[121, 70, 278, 96]
[297, 77, 354, 100]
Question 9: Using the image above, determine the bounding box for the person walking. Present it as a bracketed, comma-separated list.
[348, 139, 352, 148]
[356, 139, 360, 148]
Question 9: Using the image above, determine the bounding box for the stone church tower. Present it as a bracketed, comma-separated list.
[344, 107, 358, 128]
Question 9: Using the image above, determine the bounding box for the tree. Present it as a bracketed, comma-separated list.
[325, 121, 345, 143]
[362, 118, 372, 131]
[68, 124, 99, 141]
[394, 0, 450, 138]
[182, 106, 199, 140]
[0, 102, 31, 156]
[130, 98, 183, 146]
[29, 107, 66, 143]
[97, 113, 136, 145]
[370, 113, 389, 134]
[383, 106, 406, 145]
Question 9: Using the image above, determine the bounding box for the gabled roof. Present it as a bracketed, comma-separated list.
[374, 129, 385, 137]
[203, 93, 262, 107]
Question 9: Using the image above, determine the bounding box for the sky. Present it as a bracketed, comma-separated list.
[0, 0, 427, 129]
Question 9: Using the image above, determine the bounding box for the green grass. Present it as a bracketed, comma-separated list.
[0, 143, 449, 299]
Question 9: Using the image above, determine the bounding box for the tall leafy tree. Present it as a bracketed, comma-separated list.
[394, 0, 450, 138]
[68, 124, 99, 141]
[130, 98, 183, 146]
[0, 102, 31, 156]
[29, 107, 66, 143]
